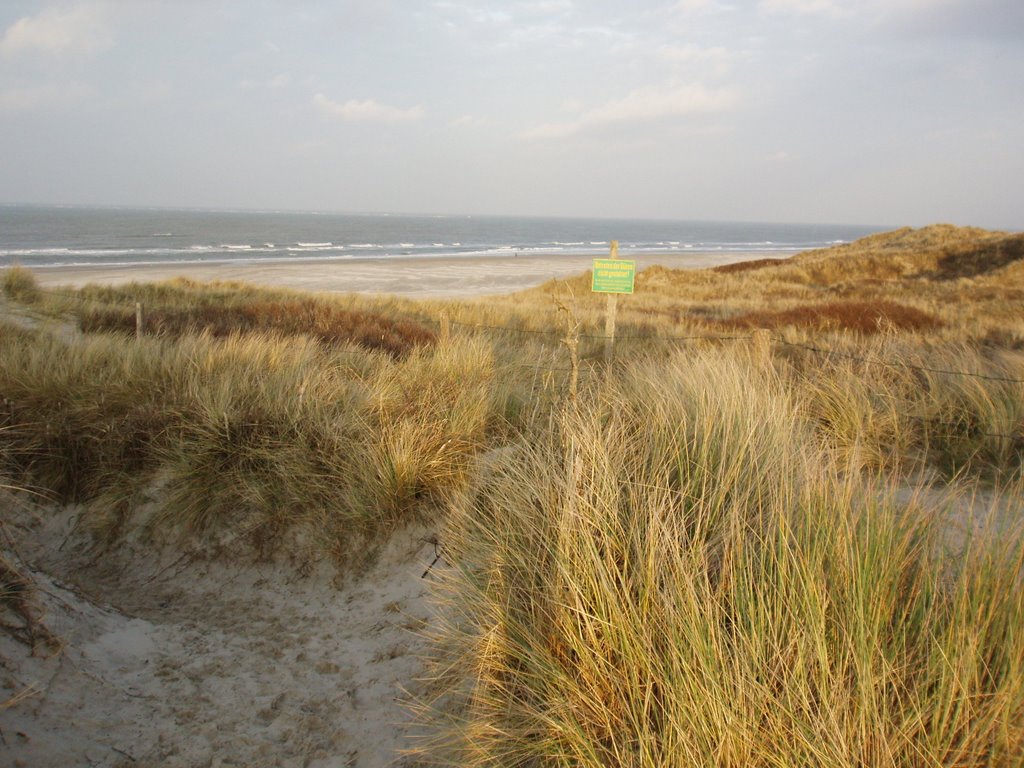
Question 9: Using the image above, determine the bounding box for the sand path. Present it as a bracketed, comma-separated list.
[1, 498, 440, 768]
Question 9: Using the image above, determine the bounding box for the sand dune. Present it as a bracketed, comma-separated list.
[2, 497, 440, 768]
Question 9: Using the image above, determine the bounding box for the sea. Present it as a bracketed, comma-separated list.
[0, 205, 888, 269]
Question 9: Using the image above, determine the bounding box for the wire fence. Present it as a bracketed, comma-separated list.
[6, 286, 1024, 388]
[452, 319, 1024, 386]
[2, 287, 1021, 453]
[901, 414, 1021, 442]
[774, 339, 1024, 384]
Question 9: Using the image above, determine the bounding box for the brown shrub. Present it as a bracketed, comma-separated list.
[80, 298, 436, 357]
[720, 300, 944, 334]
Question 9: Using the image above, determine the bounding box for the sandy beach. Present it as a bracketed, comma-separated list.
[31, 252, 776, 298]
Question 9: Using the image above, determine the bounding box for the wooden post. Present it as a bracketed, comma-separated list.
[135, 302, 143, 339]
[555, 296, 581, 411]
[604, 240, 619, 364]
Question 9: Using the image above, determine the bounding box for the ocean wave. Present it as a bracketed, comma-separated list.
[4, 239, 838, 270]
[1, 247, 186, 258]
[29, 253, 362, 269]
[0, 247, 74, 257]
[285, 245, 340, 252]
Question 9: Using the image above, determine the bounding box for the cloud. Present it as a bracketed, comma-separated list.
[879, 0, 1024, 40]
[658, 44, 736, 75]
[676, 0, 713, 10]
[241, 74, 291, 91]
[759, 0, 848, 17]
[758, 0, 1024, 37]
[520, 83, 739, 139]
[314, 93, 424, 122]
[659, 44, 732, 63]
[0, 3, 113, 58]
[673, 0, 737, 16]
[518, 0, 573, 14]
[449, 114, 484, 127]
[0, 83, 92, 111]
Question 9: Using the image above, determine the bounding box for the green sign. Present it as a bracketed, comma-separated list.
[591, 259, 636, 294]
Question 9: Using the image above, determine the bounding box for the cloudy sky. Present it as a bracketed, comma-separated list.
[1, 0, 1022, 227]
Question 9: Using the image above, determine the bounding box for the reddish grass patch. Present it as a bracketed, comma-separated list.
[720, 300, 944, 334]
[80, 298, 436, 357]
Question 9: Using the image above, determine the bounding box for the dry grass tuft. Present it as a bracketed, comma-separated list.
[423, 351, 1024, 766]
[1, 265, 41, 304]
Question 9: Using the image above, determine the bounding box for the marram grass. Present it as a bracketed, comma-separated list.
[0, 322, 497, 560]
[422, 351, 1024, 766]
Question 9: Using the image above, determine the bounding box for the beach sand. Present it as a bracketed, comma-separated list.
[2, 495, 440, 768]
[31, 252, 776, 297]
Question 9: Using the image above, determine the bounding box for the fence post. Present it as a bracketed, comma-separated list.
[555, 297, 581, 410]
[135, 302, 143, 339]
[603, 240, 619, 364]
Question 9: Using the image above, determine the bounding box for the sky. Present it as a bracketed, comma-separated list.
[1, 0, 1022, 228]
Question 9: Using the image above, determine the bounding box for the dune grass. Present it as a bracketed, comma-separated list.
[0, 321, 492, 560]
[1, 226, 1023, 763]
[1, 265, 40, 304]
[424, 352, 1024, 766]
[471, 224, 1024, 347]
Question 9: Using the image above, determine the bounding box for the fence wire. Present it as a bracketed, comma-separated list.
[2, 289, 1021, 451]
[775, 339, 1024, 385]
[6, 287, 1024, 387]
